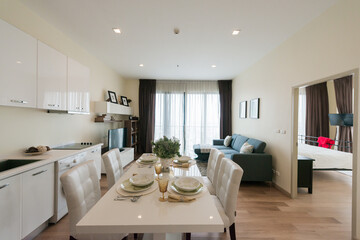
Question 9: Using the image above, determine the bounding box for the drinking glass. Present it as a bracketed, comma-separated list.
[158, 178, 169, 202]
[155, 164, 162, 180]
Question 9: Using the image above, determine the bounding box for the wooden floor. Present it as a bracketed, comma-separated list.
[35, 170, 352, 240]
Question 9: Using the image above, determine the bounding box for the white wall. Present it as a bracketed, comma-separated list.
[0, 0, 130, 154]
[232, 0, 360, 237]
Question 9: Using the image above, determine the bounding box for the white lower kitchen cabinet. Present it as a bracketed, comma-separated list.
[0, 175, 21, 240]
[21, 163, 54, 238]
[85, 146, 101, 179]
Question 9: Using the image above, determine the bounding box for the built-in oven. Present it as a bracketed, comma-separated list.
[49, 152, 86, 223]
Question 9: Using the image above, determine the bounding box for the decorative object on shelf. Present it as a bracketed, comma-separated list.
[121, 96, 129, 106]
[95, 114, 122, 122]
[249, 98, 260, 119]
[25, 145, 50, 155]
[129, 116, 138, 120]
[152, 136, 181, 172]
[239, 101, 247, 118]
[108, 91, 118, 104]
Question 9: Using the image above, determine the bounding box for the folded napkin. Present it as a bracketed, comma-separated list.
[168, 194, 196, 202]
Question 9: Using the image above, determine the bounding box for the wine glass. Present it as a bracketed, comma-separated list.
[158, 178, 169, 202]
[155, 164, 162, 180]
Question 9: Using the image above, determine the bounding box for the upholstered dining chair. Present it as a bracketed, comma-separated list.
[102, 148, 125, 189]
[214, 158, 243, 240]
[60, 160, 128, 240]
[202, 148, 225, 195]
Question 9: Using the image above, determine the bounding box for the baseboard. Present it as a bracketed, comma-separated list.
[272, 182, 291, 198]
[23, 221, 48, 240]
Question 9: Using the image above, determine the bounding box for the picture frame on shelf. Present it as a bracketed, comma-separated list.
[108, 91, 118, 104]
[249, 98, 260, 119]
[121, 96, 129, 106]
[239, 101, 247, 118]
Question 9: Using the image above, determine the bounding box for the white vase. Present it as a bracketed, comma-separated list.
[160, 158, 172, 172]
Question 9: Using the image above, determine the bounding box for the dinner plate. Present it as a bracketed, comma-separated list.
[139, 155, 157, 162]
[170, 182, 203, 196]
[129, 174, 154, 187]
[120, 179, 154, 193]
[136, 159, 157, 165]
[174, 177, 200, 192]
[177, 156, 192, 163]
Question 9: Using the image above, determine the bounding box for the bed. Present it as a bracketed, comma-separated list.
[298, 142, 352, 170]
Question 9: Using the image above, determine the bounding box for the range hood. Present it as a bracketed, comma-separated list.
[47, 110, 90, 115]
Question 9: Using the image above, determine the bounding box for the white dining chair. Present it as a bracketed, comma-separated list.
[102, 148, 125, 188]
[202, 148, 225, 195]
[214, 157, 243, 240]
[60, 160, 128, 240]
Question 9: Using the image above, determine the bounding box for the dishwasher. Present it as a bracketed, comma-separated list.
[49, 152, 86, 223]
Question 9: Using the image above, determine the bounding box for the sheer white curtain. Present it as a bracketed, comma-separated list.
[154, 81, 220, 156]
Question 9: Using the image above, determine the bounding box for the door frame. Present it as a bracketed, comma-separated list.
[290, 68, 359, 238]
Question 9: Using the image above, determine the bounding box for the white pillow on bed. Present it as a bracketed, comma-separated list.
[224, 135, 232, 147]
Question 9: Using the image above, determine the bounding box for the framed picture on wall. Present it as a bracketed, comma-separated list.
[108, 91, 118, 104]
[249, 98, 260, 119]
[239, 101, 247, 118]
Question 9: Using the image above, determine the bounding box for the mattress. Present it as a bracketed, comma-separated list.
[298, 142, 352, 170]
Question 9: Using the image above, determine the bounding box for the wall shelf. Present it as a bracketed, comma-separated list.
[94, 101, 133, 115]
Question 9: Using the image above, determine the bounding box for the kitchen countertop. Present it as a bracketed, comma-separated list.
[0, 143, 103, 181]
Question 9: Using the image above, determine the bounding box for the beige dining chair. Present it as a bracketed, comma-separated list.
[214, 157, 243, 240]
[202, 148, 225, 195]
[60, 160, 128, 240]
[102, 148, 125, 188]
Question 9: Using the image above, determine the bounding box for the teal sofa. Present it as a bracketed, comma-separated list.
[194, 134, 272, 182]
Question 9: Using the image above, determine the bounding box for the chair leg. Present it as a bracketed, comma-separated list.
[185, 232, 191, 240]
[70, 236, 77, 240]
[229, 223, 236, 240]
[134, 233, 138, 239]
[224, 227, 226, 233]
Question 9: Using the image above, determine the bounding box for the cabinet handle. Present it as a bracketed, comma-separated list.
[10, 99, 28, 104]
[0, 183, 9, 189]
[32, 170, 47, 176]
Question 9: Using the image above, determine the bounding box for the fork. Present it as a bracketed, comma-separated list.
[114, 195, 141, 202]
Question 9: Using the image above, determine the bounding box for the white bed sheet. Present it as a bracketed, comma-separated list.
[298, 143, 352, 170]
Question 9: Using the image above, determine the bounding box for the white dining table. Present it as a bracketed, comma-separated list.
[76, 160, 224, 240]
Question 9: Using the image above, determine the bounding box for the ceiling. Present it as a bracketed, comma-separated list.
[20, 0, 337, 80]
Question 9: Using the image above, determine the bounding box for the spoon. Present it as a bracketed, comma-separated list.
[114, 195, 141, 202]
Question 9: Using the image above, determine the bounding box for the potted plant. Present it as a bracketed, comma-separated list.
[152, 136, 181, 172]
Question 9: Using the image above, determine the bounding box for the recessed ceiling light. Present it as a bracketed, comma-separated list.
[16, 61, 22, 64]
[232, 30, 241, 35]
[211, 65, 217, 68]
[139, 64, 144, 67]
[112, 28, 121, 34]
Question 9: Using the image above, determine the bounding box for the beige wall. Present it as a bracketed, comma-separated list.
[0, 0, 131, 154]
[232, 0, 359, 191]
[124, 78, 140, 117]
[327, 80, 337, 140]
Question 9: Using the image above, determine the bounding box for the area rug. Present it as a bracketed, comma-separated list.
[196, 161, 208, 176]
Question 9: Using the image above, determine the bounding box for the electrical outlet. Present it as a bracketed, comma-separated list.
[272, 169, 276, 174]
[276, 171, 280, 176]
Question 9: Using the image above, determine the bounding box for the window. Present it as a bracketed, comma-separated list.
[154, 81, 220, 156]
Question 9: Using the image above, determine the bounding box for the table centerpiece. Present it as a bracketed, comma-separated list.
[152, 136, 181, 172]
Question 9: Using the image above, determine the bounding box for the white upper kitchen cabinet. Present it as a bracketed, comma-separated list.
[37, 41, 67, 110]
[67, 57, 90, 113]
[0, 19, 37, 108]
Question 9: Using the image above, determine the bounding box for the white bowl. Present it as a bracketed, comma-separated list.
[129, 174, 154, 187]
[177, 156, 191, 163]
[139, 155, 157, 162]
[174, 177, 200, 192]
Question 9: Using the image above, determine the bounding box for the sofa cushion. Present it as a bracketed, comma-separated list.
[232, 135, 249, 152]
[220, 149, 239, 155]
[212, 145, 230, 150]
[230, 134, 239, 148]
[224, 135, 232, 147]
[247, 138, 266, 153]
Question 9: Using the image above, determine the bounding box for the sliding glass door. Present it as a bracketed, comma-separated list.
[155, 87, 220, 156]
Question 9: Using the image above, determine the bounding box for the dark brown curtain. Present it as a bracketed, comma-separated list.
[334, 75, 353, 152]
[305, 82, 329, 145]
[139, 79, 156, 153]
[218, 80, 232, 138]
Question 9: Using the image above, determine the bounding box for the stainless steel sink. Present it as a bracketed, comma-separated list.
[0, 159, 41, 172]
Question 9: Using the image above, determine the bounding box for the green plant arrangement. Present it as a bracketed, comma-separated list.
[152, 136, 181, 159]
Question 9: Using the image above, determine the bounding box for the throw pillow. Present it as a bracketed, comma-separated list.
[224, 135, 232, 147]
[240, 142, 254, 153]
